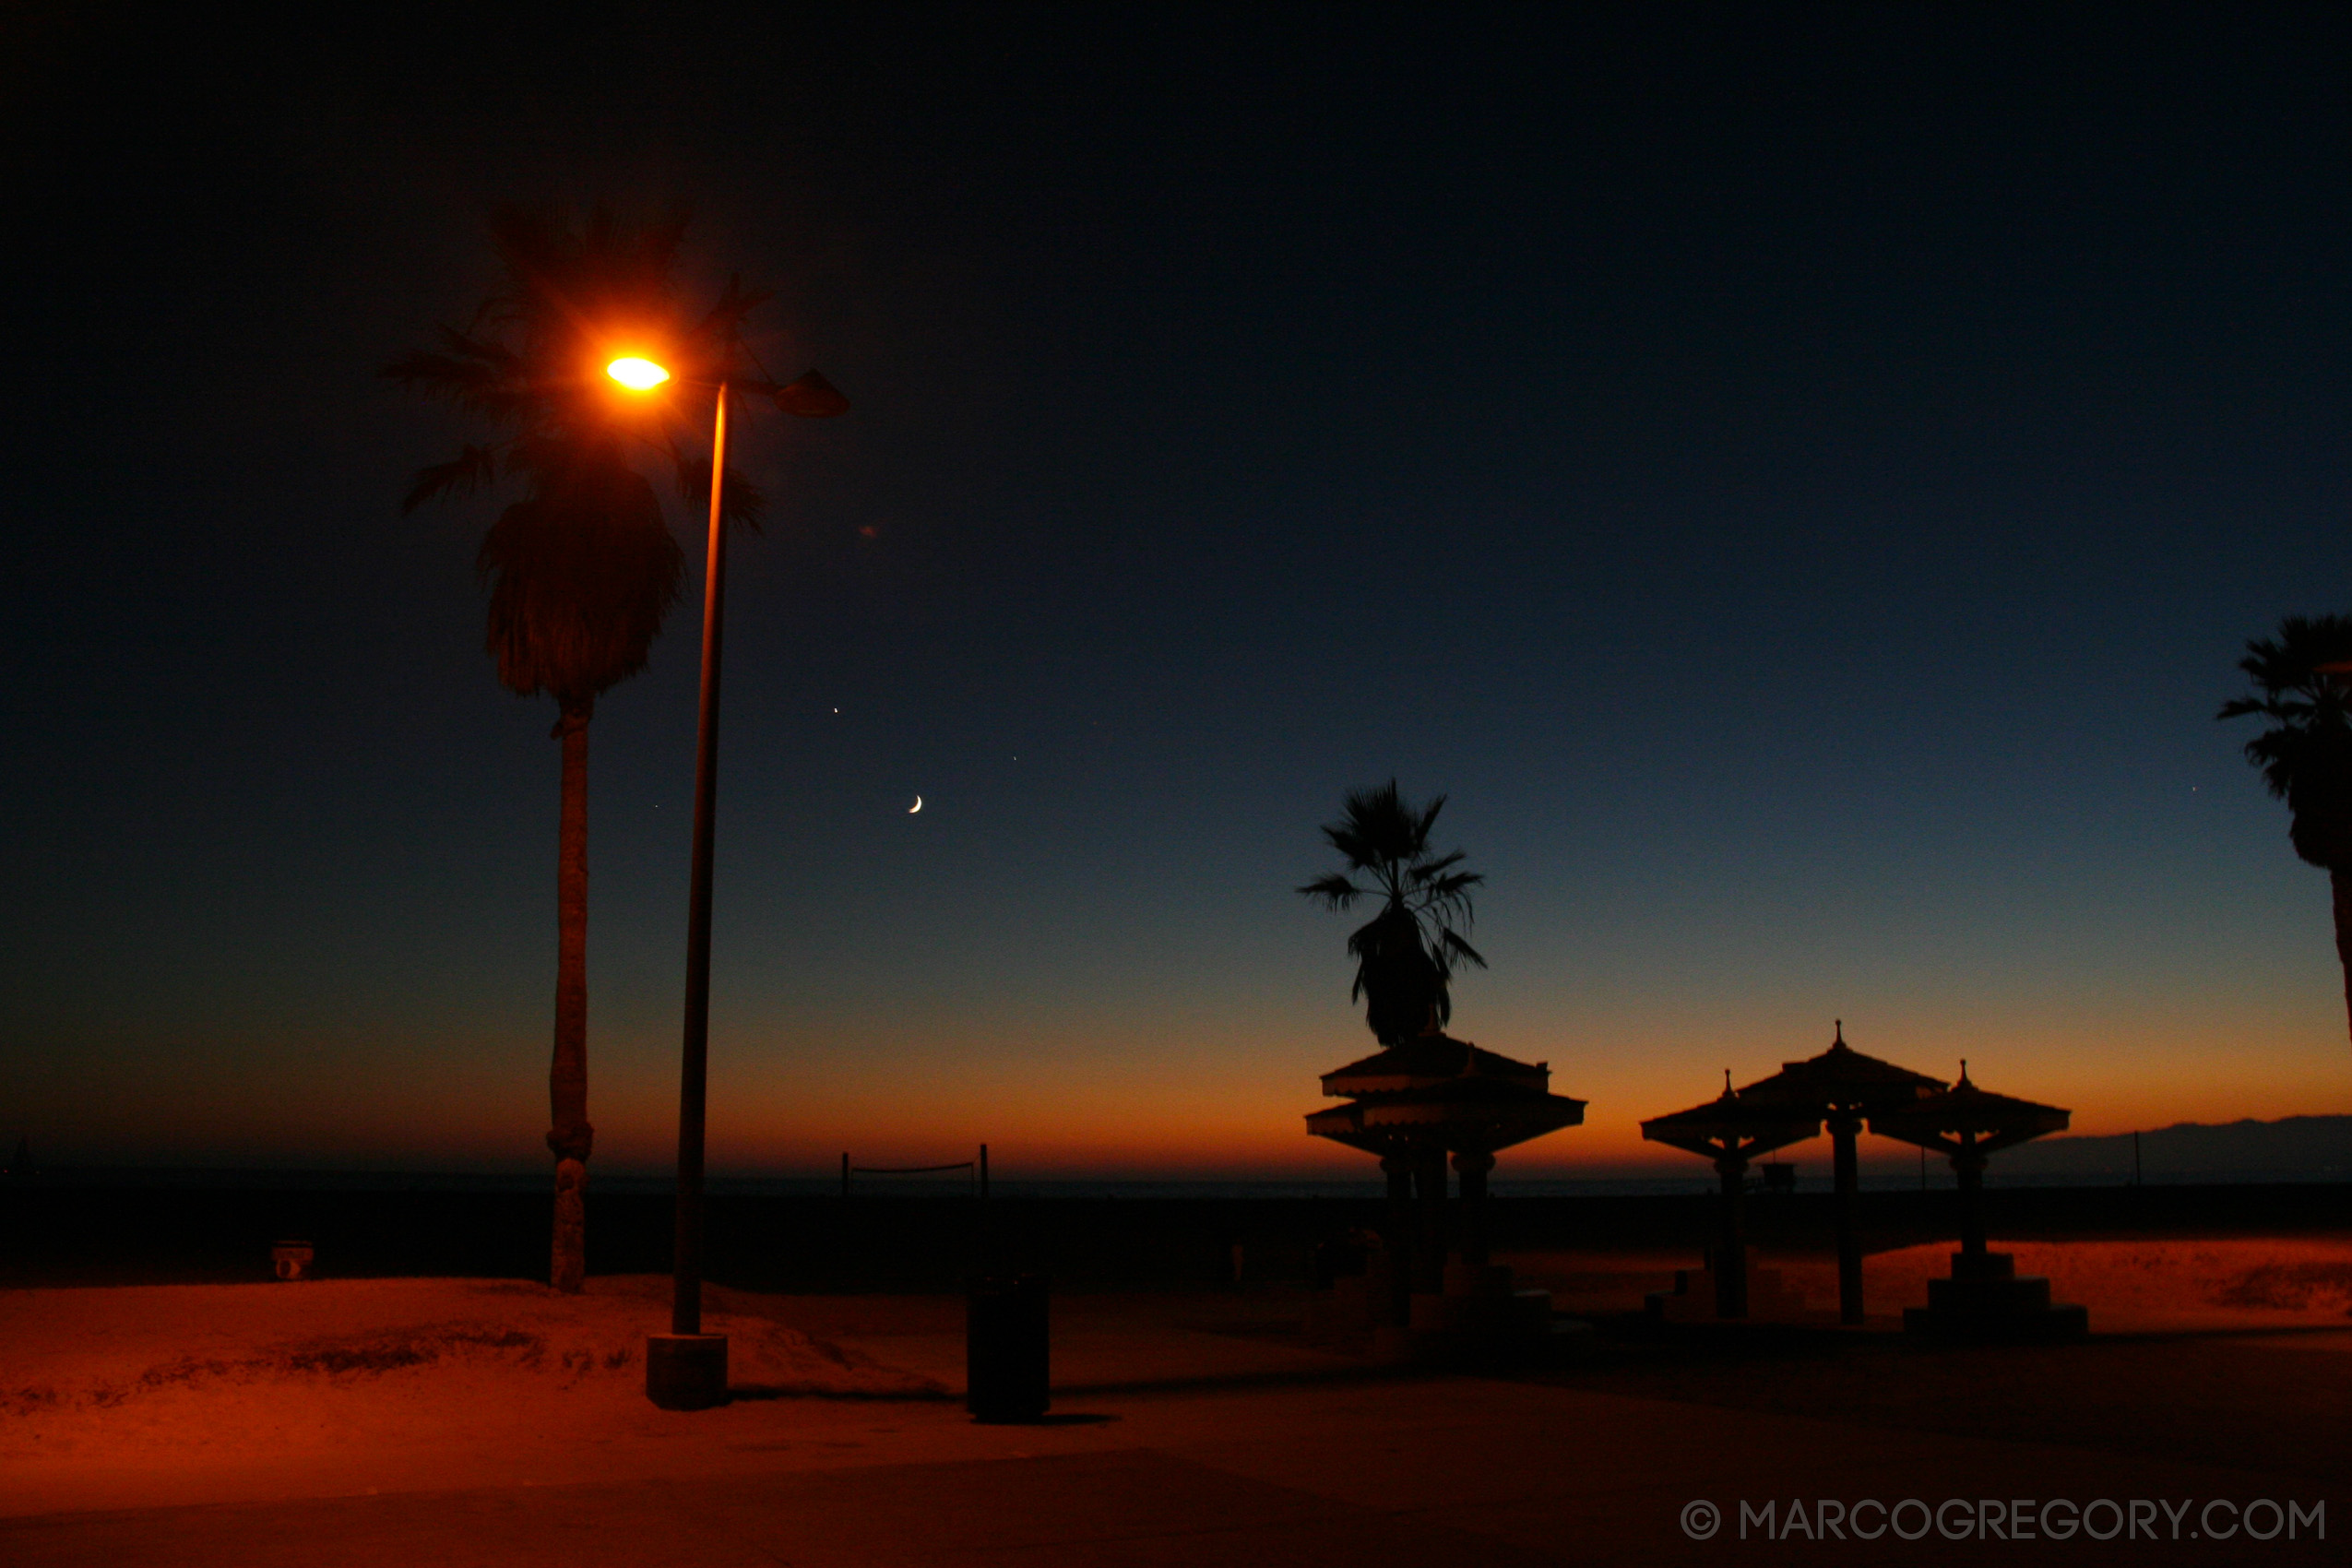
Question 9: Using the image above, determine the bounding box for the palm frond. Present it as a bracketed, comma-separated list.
[1415, 869, 1483, 904]
[2222, 614, 2352, 866]
[1297, 872, 1364, 909]
[399, 445, 501, 515]
[686, 273, 775, 361]
[1408, 848, 1467, 878]
[1436, 928, 1489, 969]
[476, 464, 684, 702]
[380, 349, 500, 396]
[671, 453, 767, 532]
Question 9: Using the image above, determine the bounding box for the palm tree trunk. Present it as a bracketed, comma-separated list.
[2334, 866, 2352, 1051]
[547, 695, 595, 1291]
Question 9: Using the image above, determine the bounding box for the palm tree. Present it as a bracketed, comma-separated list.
[2220, 613, 2352, 1051]
[1299, 780, 1487, 1044]
[386, 207, 766, 1291]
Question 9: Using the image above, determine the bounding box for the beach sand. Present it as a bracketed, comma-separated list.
[1505, 1234, 2352, 1330]
[4, 1241, 2346, 1562]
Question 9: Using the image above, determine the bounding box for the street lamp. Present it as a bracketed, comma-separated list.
[609, 354, 849, 1409]
[607, 356, 672, 391]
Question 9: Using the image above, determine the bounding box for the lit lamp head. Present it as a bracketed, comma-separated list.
[606, 356, 672, 391]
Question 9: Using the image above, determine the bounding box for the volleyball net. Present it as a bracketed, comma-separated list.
[840, 1144, 990, 1198]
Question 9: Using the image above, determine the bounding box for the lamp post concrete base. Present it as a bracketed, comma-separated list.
[646, 1333, 729, 1409]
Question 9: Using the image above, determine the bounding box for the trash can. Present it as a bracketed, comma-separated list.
[966, 1271, 1049, 1422]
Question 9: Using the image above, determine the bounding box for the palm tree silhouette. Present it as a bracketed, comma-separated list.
[2220, 613, 2352, 1051]
[386, 207, 766, 1290]
[1299, 781, 1487, 1044]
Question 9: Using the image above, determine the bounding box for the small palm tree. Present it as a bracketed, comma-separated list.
[2220, 613, 2352, 1051]
[1299, 780, 1487, 1044]
[386, 207, 766, 1291]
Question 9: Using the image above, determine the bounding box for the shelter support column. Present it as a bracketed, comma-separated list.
[1712, 1152, 1749, 1319]
[1413, 1147, 1448, 1295]
[1827, 1109, 1863, 1325]
[1378, 1154, 1413, 1324]
[1452, 1149, 1494, 1268]
[1954, 1135, 1988, 1262]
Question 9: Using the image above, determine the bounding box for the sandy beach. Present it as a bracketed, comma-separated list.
[1507, 1235, 2352, 1331]
[4, 1237, 2346, 1564]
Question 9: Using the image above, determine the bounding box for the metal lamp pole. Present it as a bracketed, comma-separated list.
[671, 377, 731, 1345]
[634, 362, 847, 1410]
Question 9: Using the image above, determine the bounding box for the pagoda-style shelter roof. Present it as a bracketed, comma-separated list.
[1640, 1083, 1822, 1163]
[1307, 1075, 1586, 1158]
[1867, 1066, 2069, 1158]
[1736, 1022, 1945, 1112]
[1320, 1031, 1551, 1098]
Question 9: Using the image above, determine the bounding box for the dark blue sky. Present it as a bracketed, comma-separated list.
[4, 5, 2348, 1174]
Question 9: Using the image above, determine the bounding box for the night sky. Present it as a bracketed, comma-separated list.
[5, 5, 2348, 1179]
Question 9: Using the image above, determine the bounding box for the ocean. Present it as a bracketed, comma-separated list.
[18, 1165, 2350, 1198]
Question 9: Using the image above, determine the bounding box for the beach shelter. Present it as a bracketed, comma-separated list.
[1868, 1065, 2085, 1338]
[1640, 1080, 1822, 1318]
[1308, 1031, 1585, 1300]
[1867, 1065, 2068, 1261]
[1738, 1022, 1945, 1324]
[1318, 1033, 1553, 1098]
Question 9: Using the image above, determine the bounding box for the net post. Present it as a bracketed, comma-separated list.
[840, 1152, 849, 1199]
[980, 1144, 990, 1200]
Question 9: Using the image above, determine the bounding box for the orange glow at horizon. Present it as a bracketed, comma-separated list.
[17, 984, 2348, 1179]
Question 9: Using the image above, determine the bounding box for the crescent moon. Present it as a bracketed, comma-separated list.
[909, 795, 922, 814]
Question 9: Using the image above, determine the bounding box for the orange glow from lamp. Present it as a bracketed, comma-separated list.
[606, 357, 671, 391]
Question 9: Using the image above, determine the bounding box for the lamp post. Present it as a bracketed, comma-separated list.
[611, 355, 848, 1409]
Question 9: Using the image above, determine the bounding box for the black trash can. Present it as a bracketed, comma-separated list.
[966, 1271, 1050, 1422]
